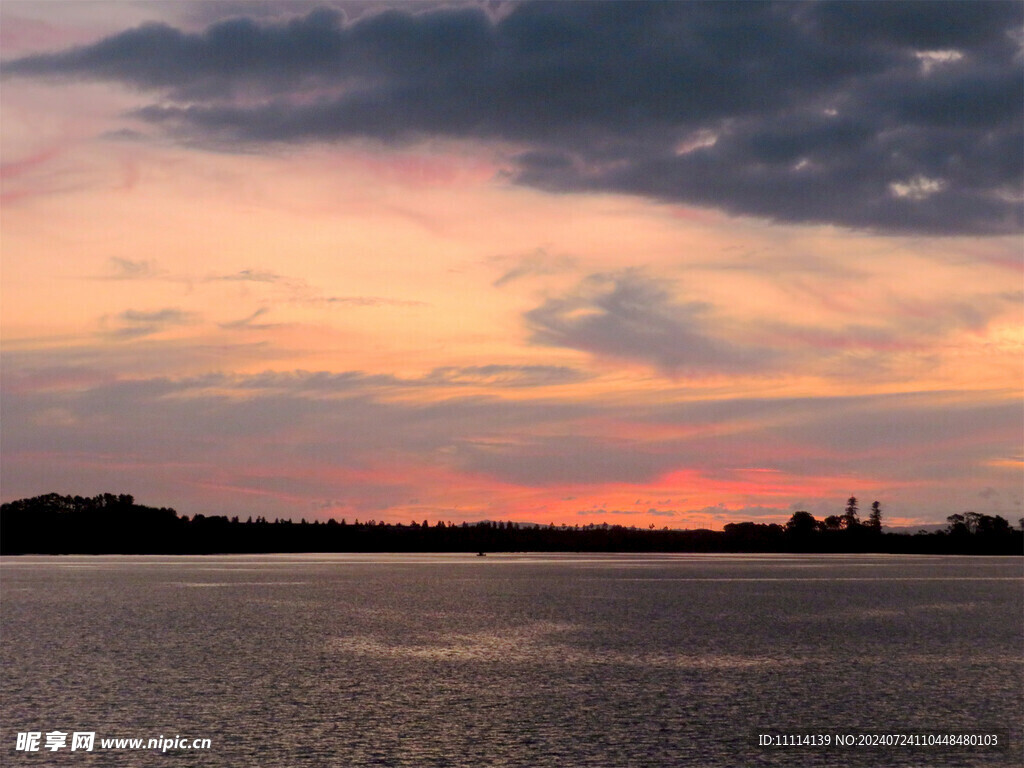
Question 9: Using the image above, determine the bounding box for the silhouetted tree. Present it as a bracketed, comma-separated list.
[976, 514, 1010, 536]
[786, 510, 819, 536]
[964, 511, 982, 534]
[867, 501, 882, 532]
[823, 515, 843, 531]
[843, 496, 860, 529]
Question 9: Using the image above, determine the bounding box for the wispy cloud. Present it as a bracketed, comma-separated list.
[424, 365, 589, 388]
[218, 306, 280, 331]
[320, 296, 427, 308]
[525, 270, 1022, 379]
[98, 257, 166, 281]
[491, 248, 577, 288]
[103, 307, 198, 339]
[212, 268, 287, 284]
[525, 271, 779, 376]
[90, 261, 426, 310]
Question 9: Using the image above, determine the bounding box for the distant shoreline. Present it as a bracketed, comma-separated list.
[3, 551, 1022, 557]
[3, 494, 1021, 557]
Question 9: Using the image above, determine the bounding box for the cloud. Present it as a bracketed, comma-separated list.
[574, 509, 673, 519]
[647, 509, 680, 518]
[761, 289, 1021, 374]
[206, 267, 427, 308]
[99, 257, 165, 280]
[218, 306, 281, 330]
[3, 361, 1018, 520]
[0, 367, 595, 483]
[424, 365, 589, 388]
[524, 269, 1022, 378]
[491, 248, 577, 288]
[89, 261, 424, 309]
[100, 128, 150, 143]
[5, 291, 1021, 522]
[6, 3, 1021, 234]
[104, 307, 198, 339]
[681, 505, 796, 525]
[213, 364, 588, 392]
[213, 268, 287, 283]
[525, 271, 778, 376]
[320, 295, 427, 308]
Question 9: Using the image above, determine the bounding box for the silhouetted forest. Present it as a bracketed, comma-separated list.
[1, 493, 1021, 555]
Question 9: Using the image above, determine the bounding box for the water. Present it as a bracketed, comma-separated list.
[1, 553, 1021, 767]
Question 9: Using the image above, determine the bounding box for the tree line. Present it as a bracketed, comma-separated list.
[1, 493, 1021, 555]
[776, 496, 1020, 552]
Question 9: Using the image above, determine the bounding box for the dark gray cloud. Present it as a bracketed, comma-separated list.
[525, 270, 779, 375]
[6, 2, 1021, 234]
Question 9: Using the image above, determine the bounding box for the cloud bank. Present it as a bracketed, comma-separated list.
[2, 363, 1018, 517]
[7, 2, 1022, 234]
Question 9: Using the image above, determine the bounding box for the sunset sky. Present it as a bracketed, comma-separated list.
[2, 1, 1021, 529]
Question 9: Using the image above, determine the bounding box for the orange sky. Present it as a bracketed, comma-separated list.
[2, 2, 1021, 528]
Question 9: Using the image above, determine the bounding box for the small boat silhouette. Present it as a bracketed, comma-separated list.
[476, 551, 486, 557]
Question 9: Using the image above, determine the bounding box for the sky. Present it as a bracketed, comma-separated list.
[1, 1, 1021, 529]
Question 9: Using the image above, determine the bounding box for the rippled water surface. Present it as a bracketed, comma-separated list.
[2, 553, 1021, 766]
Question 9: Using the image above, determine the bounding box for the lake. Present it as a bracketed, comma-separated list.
[1, 553, 1021, 766]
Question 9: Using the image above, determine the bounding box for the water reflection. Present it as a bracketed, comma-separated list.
[1, 554, 1020, 767]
